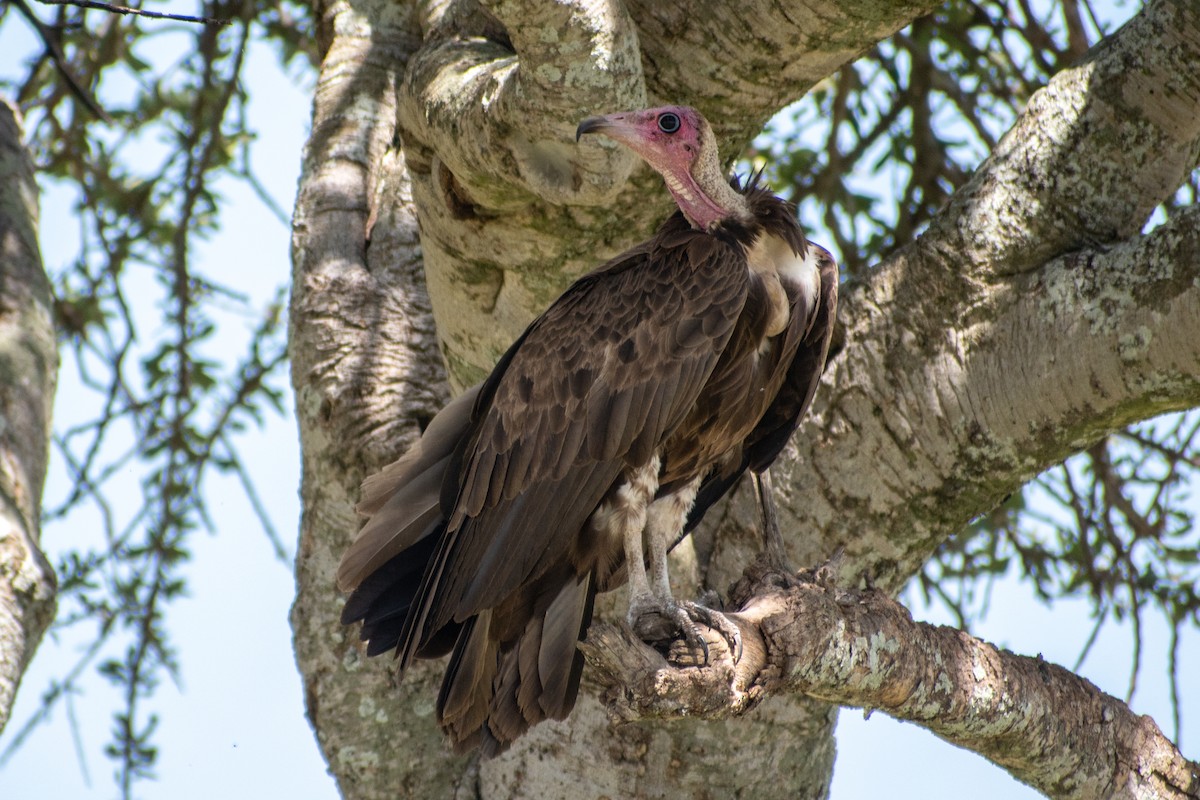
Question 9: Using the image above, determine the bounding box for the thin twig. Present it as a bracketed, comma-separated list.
[219, 434, 289, 562]
[11, 0, 113, 122]
[36, 0, 230, 25]
[1168, 619, 1183, 747]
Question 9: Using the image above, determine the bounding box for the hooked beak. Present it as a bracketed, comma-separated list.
[575, 115, 614, 142]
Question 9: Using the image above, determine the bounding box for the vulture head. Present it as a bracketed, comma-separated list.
[577, 105, 751, 231]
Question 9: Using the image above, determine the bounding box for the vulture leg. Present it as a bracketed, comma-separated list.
[645, 479, 700, 599]
[614, 457, 661, 615]
[628, 478, 742, 663]
[753, 469, 793, 572]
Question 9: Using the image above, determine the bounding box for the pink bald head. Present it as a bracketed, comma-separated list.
[576, 106, 704, 180]
[577, 105, 749, 231]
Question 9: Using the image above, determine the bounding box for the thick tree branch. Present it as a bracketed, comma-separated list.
[625, 0, 939, 144]
[0, 98, 57, 735]
[582, 560, 1200, 800]
[289, 3, 462, 797]
[401, 0, 943, 212]
[808, 205, 1199, 586]
[775, 0, 1200, 589]
[400, 0, 645, 208]
[932, 0, 1200, 275]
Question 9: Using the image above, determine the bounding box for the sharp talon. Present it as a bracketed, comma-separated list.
[631, 597, 741, 665]
[682, 600, 742, 662]
[632, 603, 709, 662]
[683, 622, 709, 663]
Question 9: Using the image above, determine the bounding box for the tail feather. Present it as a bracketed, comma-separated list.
[436, 572, 596, 755]
[488, 647, 531, 747]
[536, 573, 593, 719]
[357, 386, 481, 515]
[341, 524, 438, 626]
[438, 612, 496, 752]
[337, 462, 445, 593]
[338, 385, 482, 660]
[516, 616, 544, 721]
[337, 385, 481, 594]
[340, 378, 599, 756]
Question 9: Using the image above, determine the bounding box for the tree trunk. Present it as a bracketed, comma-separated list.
[289, 1, 1200, 797]
[0, 97, 58, 736]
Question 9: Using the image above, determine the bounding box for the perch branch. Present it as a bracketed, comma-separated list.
[582, 559, 1200, 800]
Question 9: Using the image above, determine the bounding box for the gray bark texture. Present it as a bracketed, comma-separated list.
[0, 97, 57, 736]
[288, 1, 1200, 798]
[583, 557, 1199, 800]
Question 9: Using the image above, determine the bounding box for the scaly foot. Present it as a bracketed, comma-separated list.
[629, 597, 743, 665]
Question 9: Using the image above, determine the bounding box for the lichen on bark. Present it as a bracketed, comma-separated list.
[288, 1, 1200, 798]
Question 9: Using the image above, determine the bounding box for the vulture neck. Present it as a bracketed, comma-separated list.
[668, 137, 751, 232]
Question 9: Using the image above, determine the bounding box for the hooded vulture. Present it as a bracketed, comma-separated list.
[337, 105, 839, 755]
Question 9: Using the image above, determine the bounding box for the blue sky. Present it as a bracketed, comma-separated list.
[0, 5, 1195, 799]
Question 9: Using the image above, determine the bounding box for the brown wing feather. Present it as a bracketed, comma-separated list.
[336, 385, 481, 593]
[744, 243, 839, 472]
[682, 240, 839, 536]
[340, 180, 833, 757]
[405, 227, 750, 658]
[468, 235, 743, 507]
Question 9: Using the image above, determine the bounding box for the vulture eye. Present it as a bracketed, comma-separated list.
[657, 112, 681, 134]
